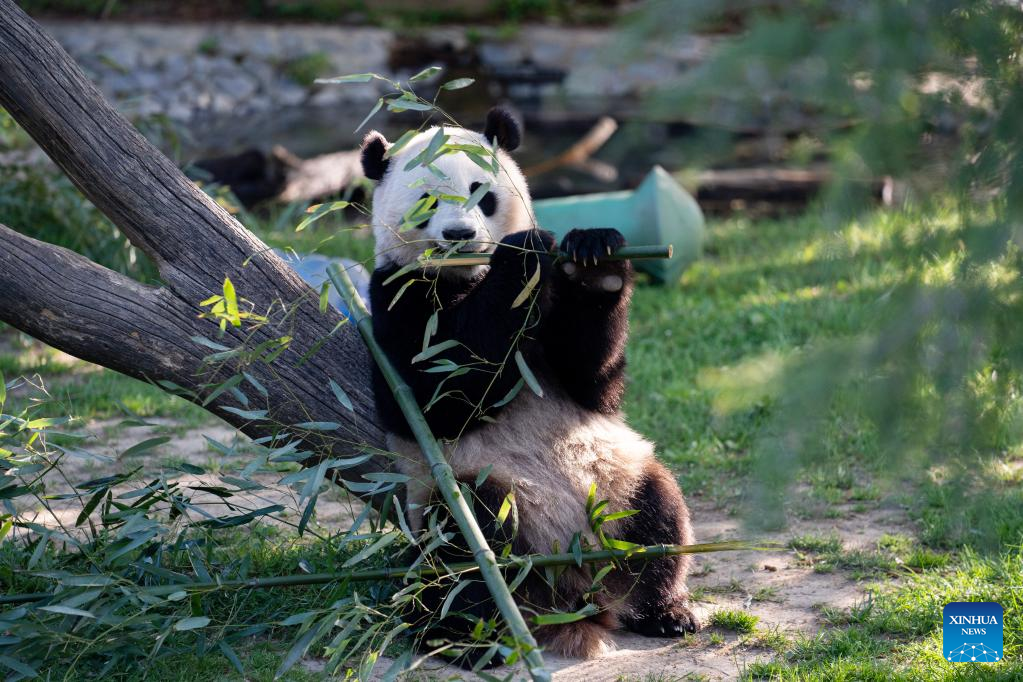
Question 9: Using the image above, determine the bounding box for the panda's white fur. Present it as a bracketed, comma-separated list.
[370, 126, 534, 279]
[363, 109, 697, 662]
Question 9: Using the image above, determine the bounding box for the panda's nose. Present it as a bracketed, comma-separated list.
[442, 226, 477, 241]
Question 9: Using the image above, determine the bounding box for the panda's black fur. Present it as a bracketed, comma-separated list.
[363, 108, 698, 666]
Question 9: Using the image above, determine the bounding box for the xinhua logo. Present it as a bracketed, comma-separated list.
[943, 602, 1003, 663]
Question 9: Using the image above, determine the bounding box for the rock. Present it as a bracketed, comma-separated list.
[98, 43, 139, 72]
[275, 80, 308, 107]
[135, 70, 163, 92]
[214, 73, 259, 102]
[161, 55, 191, 88]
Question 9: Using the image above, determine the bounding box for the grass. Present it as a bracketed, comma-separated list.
[710, 609, 760, 634]
[4, 197, 1023, 677]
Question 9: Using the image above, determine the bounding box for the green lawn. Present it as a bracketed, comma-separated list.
[2, 203, 1021, 679]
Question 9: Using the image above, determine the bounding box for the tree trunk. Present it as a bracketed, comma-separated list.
[0, 0, 391, 481]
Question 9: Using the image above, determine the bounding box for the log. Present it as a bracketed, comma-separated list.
[190, 146, 364, 208]
[0, 0, 390, 483]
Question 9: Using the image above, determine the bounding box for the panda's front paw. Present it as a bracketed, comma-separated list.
[624, 601, 701, 638]
[559, 228, 630, 292]
[560, 228, 626, 266]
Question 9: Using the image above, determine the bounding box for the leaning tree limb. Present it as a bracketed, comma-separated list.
[0, 0, 390, 479]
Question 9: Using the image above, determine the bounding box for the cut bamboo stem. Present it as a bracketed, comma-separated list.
[421, 244, 673, 269]
[327, 263, 552, 681]
[0, 540, 766, 606]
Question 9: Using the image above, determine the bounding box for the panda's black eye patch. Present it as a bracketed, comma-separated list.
[470, 182, 498, 217]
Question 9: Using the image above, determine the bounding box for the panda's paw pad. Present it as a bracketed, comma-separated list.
[560, 228, 626, 267]
[627, 604, 701, 638]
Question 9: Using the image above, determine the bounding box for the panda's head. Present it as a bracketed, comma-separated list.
[361, 107, 535, 278]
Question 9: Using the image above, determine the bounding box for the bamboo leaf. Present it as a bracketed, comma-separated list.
[294, 421, 341, 431]
[119, 437, 171, 459]
[297, 491, 319, 537]
[496, 492, 514, 526]
[409, 65, 442, 82]
[218, 640, 245, 675]
[75, 486, 108, 527]
[463, 181, 492, 213]
[510, 264, 541, 309]
[508, 558, 533, 591]
[316, 73, 377, 83]
[475, 465, 493, 488]
[441, 77, 475, 90]
[223, 277, 240, 327]
[533, 603, 598, 626]
[388, 280, 417, 310]
[601, 509, 640, 523]
[220, 406, 269, 420]
[591, 564, 615, 589]
[174, 616, 211, 631]
[387, 95, 435, 112]
[201, 374, 244, 407]
[384, 129, 418, 159]
[39, 605, 95, 618]
[319, 282, 330, 313]
[491, 378, 524, 409]
[383, 261, 421, 286]
[356, 97, 385, 132]
[441, 580, 473, 619]
[400, 194, 437, 231]
[0, 370, 6, 406]
[342, 531, 400, 567]
[277, 618, 328, 678]
[297, 201, 350, 232]
[191, 335, 231, 352]
[243, 371, 268, 397]
[421, 312, 439, 354]
[514, 351, 544, 397]
[329, 379, 354, 412]
[0, 655, 38, 677]
[412, 339, 460, 364]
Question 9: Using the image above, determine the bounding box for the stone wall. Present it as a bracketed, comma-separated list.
[43, 21, 711, 124]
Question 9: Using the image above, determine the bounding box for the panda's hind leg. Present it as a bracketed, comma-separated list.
[612, 461, 700, 637]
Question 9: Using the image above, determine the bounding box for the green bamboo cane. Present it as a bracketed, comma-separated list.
[421, 244, 673, 268]
[0, 540, 770, 607]
[327, 263, 552, 681]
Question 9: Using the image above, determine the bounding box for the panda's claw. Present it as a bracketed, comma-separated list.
[559, 228, 627, 269]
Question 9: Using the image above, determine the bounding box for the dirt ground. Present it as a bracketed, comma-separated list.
[20, 419, 909, 681]
[388, 501, 909, 682]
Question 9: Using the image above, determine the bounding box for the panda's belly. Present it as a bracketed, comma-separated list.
[390, 385, 654, 552]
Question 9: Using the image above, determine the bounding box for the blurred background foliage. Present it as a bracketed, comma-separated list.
[625, 0, 1023, 534]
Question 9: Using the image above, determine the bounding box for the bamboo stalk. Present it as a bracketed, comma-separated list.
[421, 244, 673, 268]
[0, 540, 767, 606]
[326, 263, 552, 681]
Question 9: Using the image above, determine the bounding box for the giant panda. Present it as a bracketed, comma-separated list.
[361, 107, 699, 664]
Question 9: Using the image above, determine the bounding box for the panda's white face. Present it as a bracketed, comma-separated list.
[367, 126, 535, 278]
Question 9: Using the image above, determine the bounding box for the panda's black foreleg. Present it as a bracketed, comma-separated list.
[612, 462, 700, 638]
[412, 477, 517, 670]
[542, 228, 634, 414]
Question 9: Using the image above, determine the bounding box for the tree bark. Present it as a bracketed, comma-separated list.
[0, 1, 390, 479]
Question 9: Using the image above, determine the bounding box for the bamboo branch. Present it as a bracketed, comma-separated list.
[0, 540, 766, 606]
[327, 263, 551, 681]
[421, 244, 674, 269]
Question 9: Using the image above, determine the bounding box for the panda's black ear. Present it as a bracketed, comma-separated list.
[361, 131, 391, 181]
[484, 106, 521, 152]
